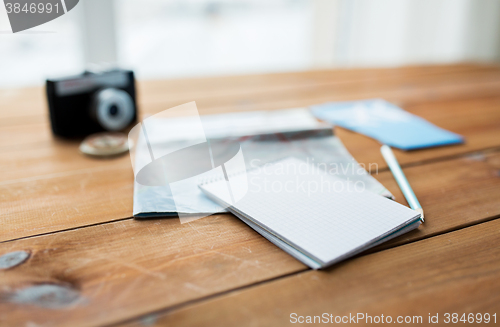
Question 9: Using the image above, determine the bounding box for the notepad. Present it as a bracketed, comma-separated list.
[133, 107, 393, 218]
[199, 157, 421, 269]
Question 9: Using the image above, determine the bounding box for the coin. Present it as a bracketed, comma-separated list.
[79, 132, 129, 157]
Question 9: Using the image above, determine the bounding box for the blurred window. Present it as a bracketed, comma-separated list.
[115, 0, 315, 79]
[0, 4, 84, 88]
[1, 0, 499, 88]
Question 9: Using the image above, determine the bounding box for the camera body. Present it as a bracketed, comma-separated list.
[46, 69, 138, 138]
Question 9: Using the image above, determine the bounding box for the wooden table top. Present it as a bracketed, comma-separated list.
[1, 64, 500, 327]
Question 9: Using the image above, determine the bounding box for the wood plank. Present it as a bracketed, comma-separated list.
[0, 137, 131, 184]
[1, 94, 499, 201]
[2, 91, 500, 181]
[337, 96, 500, 173]
[0, 152, 499, 326]
[137, 64, 500, 116]
[125, 218, 500, 327]
[1, 128, 499, 243]
[1, 65, 499, 178]
[0, 64, 488, 123]
[1, 66, 500, 241]
[2, 67, 500, 180]
[136, 64, 491, 100]
[372, 149, 500, 249]
[1, 64, 500, 130]
[1, 134, 499, 243]
[0, 215, 305, 327]
[1, 164, 133, 242]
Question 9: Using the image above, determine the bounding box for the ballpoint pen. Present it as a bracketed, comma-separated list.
[380, 145, 424, 222]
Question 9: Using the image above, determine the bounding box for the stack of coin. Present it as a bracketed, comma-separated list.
[79, 132, 129, 157]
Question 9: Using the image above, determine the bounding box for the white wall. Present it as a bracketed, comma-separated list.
[324, 0, 500, 68]
[1, 0, 500, 87]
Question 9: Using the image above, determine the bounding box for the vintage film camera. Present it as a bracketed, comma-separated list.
[46, 69, 138, 138]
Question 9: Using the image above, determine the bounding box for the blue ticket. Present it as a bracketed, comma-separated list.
[310, 99, 464, 150]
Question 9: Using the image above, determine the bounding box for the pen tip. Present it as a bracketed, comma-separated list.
[415, 208, 424, 222]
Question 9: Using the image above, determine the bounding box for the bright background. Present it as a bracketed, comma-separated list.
[1, 0, 500, 88]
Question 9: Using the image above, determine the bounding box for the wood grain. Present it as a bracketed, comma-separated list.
[337, 96, 500, 171]
[1, 64, 500, 134]
[2, 66, 500, 181]
[136, 64, 500, 116]
[126, 218, 500, 327]
[1, 65, 500, 327]
[372, 150, 500, 249]
[0, 64, 488, 123]
[0, 215, 305, 327]
[1, 95, 499, 241]
[0, 65, 500, 131]
[0, 151, 499, 326]
[0, 164, 133, 242]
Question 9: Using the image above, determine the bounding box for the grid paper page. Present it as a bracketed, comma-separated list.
[200, 157, 420, 265]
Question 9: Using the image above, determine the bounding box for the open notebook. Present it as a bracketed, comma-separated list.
[199, 157, 421, 269]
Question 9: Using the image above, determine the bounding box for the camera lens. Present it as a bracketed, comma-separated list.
[109, 105, 119, 116]
[91, 88, 134, 131]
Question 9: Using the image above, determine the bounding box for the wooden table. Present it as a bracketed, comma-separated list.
[1, 64, 500, 326]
